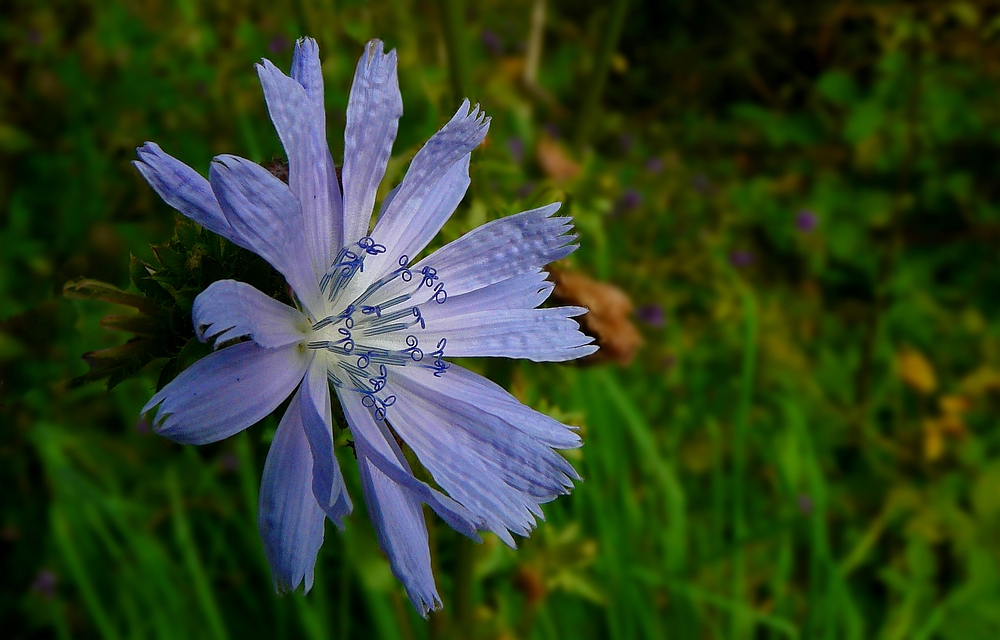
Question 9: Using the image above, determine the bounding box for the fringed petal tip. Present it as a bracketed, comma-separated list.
[411, 592, 443, 619]
[361, 38, 397, 69]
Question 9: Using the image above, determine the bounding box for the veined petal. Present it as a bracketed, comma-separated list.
[342, 39, 403, 245]
[337, 389, 479, 616]
[133, 142, 236, 242]
[208, 154, 324, 316]
[355, 449, 439, 616]
[300, 360, 353, 527]
[289, 37, 325, 104]
[192, 280, 310, 349]
[386, 366, 580, 547]
[337, 388, 482, 539]
[257, 41, 343, 275]
[372, 98, 491, 261]
[415, 363, 581, 450]
[418, 270, 553, 317]
[412, 203, 576, 297]
[259, 386, 327, 594]
[419, 306, 596, 362]
[143, 341, 310, 445]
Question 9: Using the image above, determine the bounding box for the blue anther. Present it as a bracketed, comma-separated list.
[396, 255, 413, 282]
[420, 266, 439, 287]
[432, 282, 447, 304]
[358, 236, 387, 255]
[362, 305, 383, 318]
[411, 307, 426, 329]
[403, 335, 423, 361]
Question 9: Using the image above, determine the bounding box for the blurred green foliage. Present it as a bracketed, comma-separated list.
[4, 0, 1000, 638]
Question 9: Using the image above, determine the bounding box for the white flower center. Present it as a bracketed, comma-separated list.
[306, 236, 448, 420]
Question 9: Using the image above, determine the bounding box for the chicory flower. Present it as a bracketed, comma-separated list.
[135, 38, 595, 615]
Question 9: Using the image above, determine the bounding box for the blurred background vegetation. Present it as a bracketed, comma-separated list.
[4, 0, 1000, 638]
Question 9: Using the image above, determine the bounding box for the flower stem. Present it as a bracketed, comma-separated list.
[437, 0, 472, 103]
[573, 0, 630, 152]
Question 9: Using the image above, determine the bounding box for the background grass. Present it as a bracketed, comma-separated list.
[5, 0, 1000, 638]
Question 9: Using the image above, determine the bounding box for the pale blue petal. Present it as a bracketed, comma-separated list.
[412, 363, 581, 450]
[257, 43, 343, 276]
[338, 389, 479, 616]
[208, 154, 324, 316]
[417, 306, 596, 362]
[355, 450, 439, 616]
[418, 270, 553, 317]
[259, 386, 327, 593]
[374, 154, 469, 264]
[372, 98, 491, 260]
[143, 342, 310, 445]
[342, 39, 403, 245]
[412, 203, 576, 297]
[133, 142, 236, 241]
[192, 280, 309, 349]
[386, 366, 580, 547]
[300, 361, 353, 528]
[337, 388, 481, 539]
[289, 37, 325, 104]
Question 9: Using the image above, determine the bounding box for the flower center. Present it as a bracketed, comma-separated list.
[306, 236, 449, 420]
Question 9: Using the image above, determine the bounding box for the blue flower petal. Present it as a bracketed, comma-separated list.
[386, 365, 581, 547]
[133, 142, 236, 242]
[421, 363, 581, 450]
[259, 386, 327, 594]
[143, 342, 310, 445]
[338, 389, 481, 616]
[419, 306, 596, 362]
[337, 389, 482, 539]
[372, 99, 491, 261]
[192, 280, 309, 349]
[208, 154, 324, 316]
[412, 202, 577, 297]
[289, 37, 325, 104]
[356, 449, 440, 617]
[257, 40, 343, 276]
[422, 270, 553, 316]
[342, 39, 403, 244]
[300, 361, 353, 528]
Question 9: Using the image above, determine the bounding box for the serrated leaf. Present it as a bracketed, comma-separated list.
[72, 338, 160, 390]
[152, 244, 187, 273]
[63, 278, 160, 315]
[99, 314, 164, 336]
[129, 255, 171, 302]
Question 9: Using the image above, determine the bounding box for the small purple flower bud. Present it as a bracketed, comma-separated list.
[796, 209, 818, 233]
[481, 29, 503, 56]
[516, 182, 535, 199]
[619, 134, 635, 153]
[268, 35, 291, 54]
[543, 123, 560, 139]
[692, 173, 711, 194]
[219, 451, 240, 473]
[135, 417, 151, 434]
[729, 250, 755, 268]
[797, 494, 813, 515]
[635, 304, 664, 327]
[27, 29, 42, 45]
[31, 570, 57, 600]
[507, 137, 525, 164]
[644, 157, 664, 174]
[616, 188, 642, 214]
